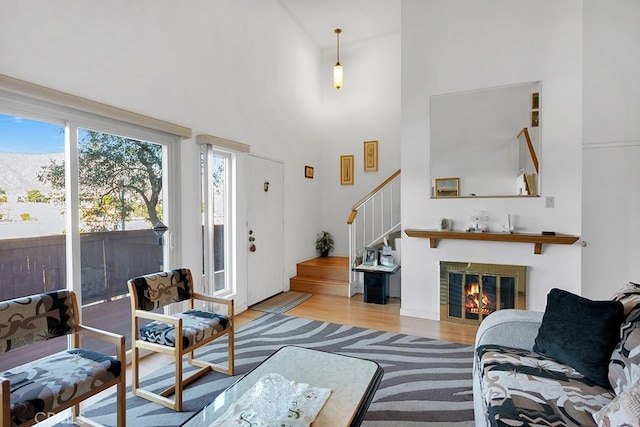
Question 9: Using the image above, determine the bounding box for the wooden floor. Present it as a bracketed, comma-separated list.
[283, 293, 478, 345]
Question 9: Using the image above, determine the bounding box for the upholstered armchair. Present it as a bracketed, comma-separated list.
[0, 290, 126, 426]
[128, 268, 234, 411]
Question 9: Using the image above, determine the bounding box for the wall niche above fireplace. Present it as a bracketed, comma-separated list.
[440, 261, 526, 325]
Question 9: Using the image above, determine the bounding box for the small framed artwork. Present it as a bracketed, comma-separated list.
[363, 140, 378, 172]
[531, 110, 539, 127]
[363, 247, 378, 266]
[305, 165, 314, 179]
[340, 155, 354, 185]
[434, 177, 460, 197]
[531, 92, 539, 110]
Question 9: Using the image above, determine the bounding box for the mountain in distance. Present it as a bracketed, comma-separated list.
[0, 152, 64, 198]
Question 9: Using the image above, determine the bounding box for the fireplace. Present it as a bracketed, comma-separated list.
[440, 262, 526, 325]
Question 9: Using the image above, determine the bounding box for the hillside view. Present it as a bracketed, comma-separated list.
[0, 152, 65, 238]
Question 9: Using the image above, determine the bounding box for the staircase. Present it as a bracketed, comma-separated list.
[289, 256, 350, 296]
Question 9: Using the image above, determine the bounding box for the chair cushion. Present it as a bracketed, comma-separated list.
[477, 344, 614, 426]
[4, 348, 121, 424]
[0, 290, 75, 353]
[129, 269, 193, 311]
[139, 309, 231, 349]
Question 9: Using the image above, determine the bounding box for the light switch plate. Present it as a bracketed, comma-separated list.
[545, 196, 554, 208]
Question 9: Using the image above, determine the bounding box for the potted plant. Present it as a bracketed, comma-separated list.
[315, 231, 335, 257]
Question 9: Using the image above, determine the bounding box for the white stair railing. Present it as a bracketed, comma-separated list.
[347, 170, 401, 295]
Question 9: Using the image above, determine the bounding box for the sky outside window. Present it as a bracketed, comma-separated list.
[0, 113, 64, 153]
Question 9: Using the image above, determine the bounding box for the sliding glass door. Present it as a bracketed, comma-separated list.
[0, 110, 178, 367]
[74, 127, 168, 354]
[0, 113, 67, 369]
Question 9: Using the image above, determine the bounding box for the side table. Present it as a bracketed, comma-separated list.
[353, 264, 400, 304]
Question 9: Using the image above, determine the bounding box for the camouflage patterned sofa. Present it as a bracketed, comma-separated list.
[0, 290, 126, 426]
[473, 285, 640, 427]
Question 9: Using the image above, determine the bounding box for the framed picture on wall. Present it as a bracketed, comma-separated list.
[434, 177, 460, 197]
[531, 92, 540, 110]
[531, 110, 539, 127]
[363, 140, 378, 172]
[340, 155, 354, 185]
[305, 165, 314, 179]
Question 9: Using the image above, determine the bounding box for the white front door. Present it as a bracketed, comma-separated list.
[247, 155, 284, 305]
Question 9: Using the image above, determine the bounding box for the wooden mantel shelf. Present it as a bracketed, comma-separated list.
[404, 229, 579, 255]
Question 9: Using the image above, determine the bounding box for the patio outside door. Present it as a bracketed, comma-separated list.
[247, 155, 284, 305]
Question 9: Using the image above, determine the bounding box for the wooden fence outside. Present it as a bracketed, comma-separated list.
[0, 229, 162, 302]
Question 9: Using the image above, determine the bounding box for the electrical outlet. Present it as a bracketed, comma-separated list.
[545, 196, 554, 208]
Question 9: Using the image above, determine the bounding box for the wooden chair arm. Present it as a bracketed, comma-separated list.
[133, 309, 182, 326]
[74, 325, 126, 362]
[1, 377, 9, 427]
[191, 293, 233, 307]
[191, 293, 234, 317]
[76, 324, 125, 346]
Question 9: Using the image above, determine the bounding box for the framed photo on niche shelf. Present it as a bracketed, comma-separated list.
[434, 177, 460, 197]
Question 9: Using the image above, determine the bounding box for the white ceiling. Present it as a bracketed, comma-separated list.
[276, 0, 401, 50]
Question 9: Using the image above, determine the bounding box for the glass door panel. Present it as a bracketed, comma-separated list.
[76, 128, 165, 353]
[202, 148, 233, 295]
[0, 113, 67, 370]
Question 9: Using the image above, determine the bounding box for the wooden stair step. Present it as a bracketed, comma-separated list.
[290, 276, 347, 297]
[296, 256, 349, 281]
[289, 256, 350, 297]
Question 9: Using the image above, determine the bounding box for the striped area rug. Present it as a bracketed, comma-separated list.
[79, 314, 475, 426]
[250, 291, 313, 314]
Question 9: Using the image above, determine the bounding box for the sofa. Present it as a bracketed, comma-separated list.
[473, 284, 640, 427]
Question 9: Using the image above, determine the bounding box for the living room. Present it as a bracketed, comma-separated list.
[0, 1, 638, 319]
[1, 0, 640, 425]
[2, 1, 639, 316]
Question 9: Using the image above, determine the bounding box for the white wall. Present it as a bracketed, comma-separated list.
[430, 82, 539, 197]
[401, 0, 584, 319]
[319, 33, 402, 256]
[581, 0, 640, 299]
[0, 0, 324, 312]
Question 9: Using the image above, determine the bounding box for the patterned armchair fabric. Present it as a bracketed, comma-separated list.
[5, 348, 121, 425]
[140, 309, 230, 349]
[0, 290, 76, 353]
[129, 268, 193, 311]
[0, 290, 126, 426]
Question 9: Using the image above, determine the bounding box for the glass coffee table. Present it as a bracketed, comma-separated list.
[181, 345, 383, 426]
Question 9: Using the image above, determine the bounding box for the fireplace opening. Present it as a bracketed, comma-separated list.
[441, 262, 526, 325]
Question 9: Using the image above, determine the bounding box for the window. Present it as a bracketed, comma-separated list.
[0, 113, 68, 368]
[0, 75, 190, 369]
[201, 146, 235, 295]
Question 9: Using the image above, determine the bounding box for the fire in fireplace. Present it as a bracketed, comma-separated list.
[440, 262, 526, 325]
[465, 282, 495, 316]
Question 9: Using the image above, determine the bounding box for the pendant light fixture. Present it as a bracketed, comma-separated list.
[333, 28, 343, 90]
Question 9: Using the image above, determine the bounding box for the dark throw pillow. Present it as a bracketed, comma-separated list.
[533, 288, 624, 388]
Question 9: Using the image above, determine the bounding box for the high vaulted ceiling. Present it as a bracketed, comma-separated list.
[276, 0, 401, 49]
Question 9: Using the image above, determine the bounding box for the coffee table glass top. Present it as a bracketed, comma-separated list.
[181, 345, 383, 427]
